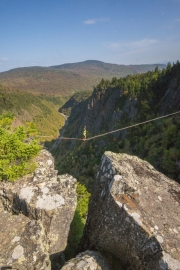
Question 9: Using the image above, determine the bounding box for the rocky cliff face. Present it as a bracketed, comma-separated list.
[56, 63, 180, 186]
[0, 150, 77, 270]
[59, 63, 180, 146]
[159, 78, 180, 114]
[64, 87, 135, 140]
[79, 152, 180, 270]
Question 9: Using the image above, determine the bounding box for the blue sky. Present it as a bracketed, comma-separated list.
[0, 0, 180, 72]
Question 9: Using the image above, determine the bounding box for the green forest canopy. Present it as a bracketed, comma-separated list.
[54, 61, 180, 188]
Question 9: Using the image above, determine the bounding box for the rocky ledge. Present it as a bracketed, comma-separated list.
[0, 149, 77, 270]
[79, 152, 180, 270]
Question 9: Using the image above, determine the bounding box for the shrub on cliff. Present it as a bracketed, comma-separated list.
[0, 113, 41, 181]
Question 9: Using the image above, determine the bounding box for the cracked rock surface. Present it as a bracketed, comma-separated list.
[0, 149, 77, 270]
[79, 152, 180, 270]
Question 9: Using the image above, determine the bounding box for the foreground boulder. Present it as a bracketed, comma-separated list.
[0, 149, 77, 269]
[61, 250, 112, 270]
[0, 201, 50, 269]
[79, 152, 180, 270]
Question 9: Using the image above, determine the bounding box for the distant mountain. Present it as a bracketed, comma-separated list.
[0, 60, 166, 141]
[52, 60, 166, 75]
[0, 60, 166, 96]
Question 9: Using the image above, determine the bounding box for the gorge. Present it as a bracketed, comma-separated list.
[0, 60, 180, 269]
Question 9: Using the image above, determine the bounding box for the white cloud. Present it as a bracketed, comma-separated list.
[110, 42, 121, 49]
[2, 58, 9, 61]
[105, 37, 180, 65]
[108, 39, 159, 53]
[174, 18, 180, 22]
[130, 39, 158, 47]
[83, 19, 97, 25]
[83, 18, 109, 25]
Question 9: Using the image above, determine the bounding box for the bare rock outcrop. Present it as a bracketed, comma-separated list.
[0, 149, 77, 270]
[61, 250, 112, 270]
[79, 152, 180, 270]
[0, 200, 50, 269]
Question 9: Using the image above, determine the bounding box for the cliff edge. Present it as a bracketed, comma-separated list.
[0, 149, 77, 270]
[79, 152, 180, 270]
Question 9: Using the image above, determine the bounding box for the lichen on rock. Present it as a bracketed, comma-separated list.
[0, 149, 77, 269]
[79, 152, 180, 270]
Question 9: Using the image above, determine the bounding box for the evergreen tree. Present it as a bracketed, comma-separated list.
[0, 113, 41, 181]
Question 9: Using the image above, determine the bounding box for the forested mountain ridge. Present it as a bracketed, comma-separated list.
[0, 61, 165, 95]
[51, 60, 165, 78]
[54, 61, 180, 188]
[0, 60, 166, 140]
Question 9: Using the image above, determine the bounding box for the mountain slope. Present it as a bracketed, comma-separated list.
[0, 61, 166, 95]
[52, 59, 166, 76]
[0, 85, 65, 139]
[53, 61, 180, 188]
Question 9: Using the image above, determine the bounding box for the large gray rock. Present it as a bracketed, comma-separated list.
[61, 250, 112, 270]
[79, 152, 180, 270]
[0, 149, 77, 269]
[0, 200, 50, 269]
